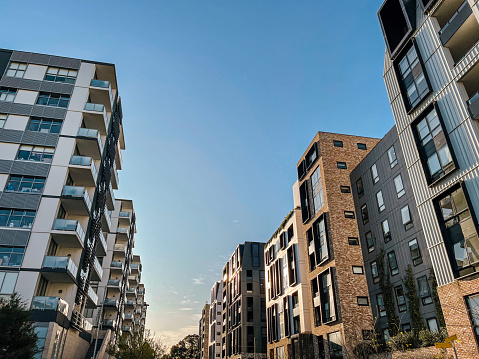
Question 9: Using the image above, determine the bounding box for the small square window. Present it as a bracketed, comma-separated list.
[333, 140, 343, 147]
[337, 162, 347, 169]
[348, 237, 359, 245]
[247, 283, 253, 293]
[344, 211, 355, 219]
[357, 297, 369, 306]
[246, 270, 253, 279]
[340, 186, 351, 193]
[357, 143, 367, 150]
[352, 266, 364, 274]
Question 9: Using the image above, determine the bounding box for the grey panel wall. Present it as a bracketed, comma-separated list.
[0, 160, 50, 177]
[0, 229, 30, 246]
[10, 51, 81, 70]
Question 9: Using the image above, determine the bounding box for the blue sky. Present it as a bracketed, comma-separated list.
[4, 0, 394, 346]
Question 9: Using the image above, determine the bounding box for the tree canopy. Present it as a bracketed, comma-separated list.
[108, 329, 167, 359]
[163, 334, 199, 359]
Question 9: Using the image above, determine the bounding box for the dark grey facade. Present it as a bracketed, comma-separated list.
[350, 126, 440, 336]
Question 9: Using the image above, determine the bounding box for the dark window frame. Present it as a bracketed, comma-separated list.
[357, 143, 367, 150]
[333, 140, 343, 148]
[340, 185, 351, 194]
[337, 162, 347, 169]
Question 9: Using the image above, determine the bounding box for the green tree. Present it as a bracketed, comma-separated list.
[0, 293, 39, 359]
[377, 250, 400, 336]
[107, 329, 167, 359]
[165, 334, 199, 359]
[403, 265, 424, 336]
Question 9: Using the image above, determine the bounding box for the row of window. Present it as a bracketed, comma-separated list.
[0, 114, 63, 133]
[6, 62, 78, 84]
[0, 88, 71, 108]
[333, 139, 367, 150]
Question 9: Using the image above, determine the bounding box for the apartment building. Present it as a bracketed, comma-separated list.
[295, 132, 380, 358]
[0, 49, 146, 359]
[221, 241, 267, 359]
[264, 207, 315, 359]
[350, 126, 442, 339]
[379, 0, 479, 357]
[199, 303, 210, 359]
[209, 281, 223, 359]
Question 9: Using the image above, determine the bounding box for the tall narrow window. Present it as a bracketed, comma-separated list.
[361, 204, 369, 225]
[398, 44, 430, 110]
[371, 164, 379, 184]
[371, 261, 379, 283]
[388, 251, 399, 276]
[299, 182, 310, 224]
[394, 175, 406, 198]
[381, 219, 392, 243]
[313, 217, 328, 265]
[395, 286, 407, 312]
[365, 231, 374, 253]
[417, 276, 433, 305]
[251, 243, 260, 267]
[328, 332, 343, 359]
[388, 146, 398, 168]
[319, 269, 336, 323]
[356, 178, 364, 198]
[401, 205, 414, 230]
[376, 191, 385, 212]
[376, 294, 386, 317]
[408, 239, 423, 266]
[311, 166, 324, 214]
[465, 294, 479, 343]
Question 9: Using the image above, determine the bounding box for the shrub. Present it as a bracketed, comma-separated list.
[388, 331, 420, 351]
[419, 327, 448, 347]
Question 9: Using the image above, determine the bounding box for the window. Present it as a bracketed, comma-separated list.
[356, 177, 364, 198]
[6, 62, 27, 78]
[247, 283, 253, 293]
[352, 266, 364, 274]
[299, 181, 310, 223]
[0, 114, 6, 128]
[0, 88, 16, 102]
[417, 276, 433, 305]
[398, 44, 429, 109]
[333, 140, 343, 147]
[311, 166, 324, 214]
[436, 186, 479, 277]
[5, 175, 45, 193]
[305, 145, 318, 169]
[395, 286, 407, 312]
[344, 211, 355, 219]
[313, 216, 328, 264]
[337, 162, 347, 169]
[328, 332, 343, 359]
[0, 271, 18, 294]
[27, 117, 62, 134]
[246, 270, 253, 279]
[0, 209, 36, 228]
[376, 191, 385, 212]
[413, 106, 455, 183]
[381, 219, 391, 243]
[394, 175, 405, 198]
[401, 205, 414, 230]
[361, 204, 369, 224]
[36, 92, 70, 108]
[388, 251, 399, 276]
[365, 231, 374, 253]
[388, 146, 398, 168]
[357, 297, 369, 306]
[17, 146, 54, 163]
[357, 143, 367, 150]
[340, 186, 351, 193]
[408, 239, 423, 266]
[0, 247, 25, 266]
[427, 318, 439, 332]
[376, 294, 386, 317]
[319, 269, 336, 323]
[276, 346, 285, 359]
[371, 261, 379, 283]
[465, 294, 479, 343]
[371, 165, 380, 185]
[348, 237, 359, 246]
[44, 67, 78, 84]
[251, 243, 260, 267]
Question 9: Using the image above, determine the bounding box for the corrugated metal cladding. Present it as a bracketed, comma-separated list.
[10, 161, 50, 177]
[452, 41, 479, 79]
[0, 129, 59, 147]
[0, 229, 30, 246]
[10, 51, 81, 70]
[0, 77, 74, 96]
[0, 192, 41, 210]
[0, 102, 33, 117]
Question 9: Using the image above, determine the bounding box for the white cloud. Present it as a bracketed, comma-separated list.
[158, 325, 198, 347]
[178, 307, 193, 311]
[192, 276, 205, 285]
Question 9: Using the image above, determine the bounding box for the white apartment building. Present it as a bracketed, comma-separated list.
[209, 281, 223, 359]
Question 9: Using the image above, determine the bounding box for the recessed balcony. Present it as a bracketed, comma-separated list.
[105, 182, 115, 211]
[69, 155, 97, 187]
[124, 312, 134, 321]
[95, 231, 107, 257]
[71, 309, 93, 332]
[103, 298, 119, 309]
[130, 263, 140, 274]
[31, 296, 69, 317]
[125, 300, 135, 307]
[90, 256, 103, 281]
[107, 279, 121, 292]
[41, 256, 78, 283]
[111, 161, 119, 190]
[51, 219, 85, 248]
[118, 211, 131, 226]
[102, 205, 111, 232]
[61, 185, 92, 215]
[89, 80, 113, 112]
[86, 285, 98, 308]
[83, 103, 108, 136]
[76, 128, 102, 160]
[113, 243, 127, 258]
[128, 275, 138, 285]
[116, 227, 130, 240]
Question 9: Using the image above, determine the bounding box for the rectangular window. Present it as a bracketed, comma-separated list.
[408, 239, 423, 266]
[17, 146, 54, 163]
[0, 88, 17, 102]
[376, 191, 385, 212]
[0, 114, 6, 128]
[366, 231, 374, 253]
[328, 331, 343, 359]
[357, 143, 367, 150]
[0, 271, 18, 294]
[465, 294, 479, 343]
[311, 166, 324, 214]
[36, 92, 70, 108]
[251, 243, 260, 267]
[381, 219, 392, 243]
[5, 175, 45, 193]
[371, 261, 379, 283]
[397, 43, 430, 110]
[352, 266, 364, 274]
[246, 270, 253, 279]
[357, 296, 369, 306]
[319, 269, 336, 323]
[436, 185, 479, 277]
[388, 251, 399, 276]
[361, 204, 369, 224]
[417, 276, 433, 305]
[333, 140, 343, 147]
[0, 247, 25, 266]
[344, 211, 355, 219]
[340, 185, 351, 193]
[401, 205, 414, 230]
[388, 146, 398, 168]
[313, 216, 328, 265]
[6, 62, 27, 78]
[348, 237, 359, 246]
[299, 181, 310, 224]
[376, 294, 386, 317]
[27, 117, 62, 134]
[371, 164, 379, 184]
[427, 318, 439, 332]
[337, 162, 347, 169]
[0, 209, 36, 228]
[356, 178, 364, 198]
[395, 286, 407, 312]
[413, 105, 455, 183]
[394, 175, 406, 198]
[44, 67, 78, 84]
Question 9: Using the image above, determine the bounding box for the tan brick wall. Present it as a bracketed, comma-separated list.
[437, 277, 479, 359]
[267, 337, 290, 359]
[59, 327, 90, 359]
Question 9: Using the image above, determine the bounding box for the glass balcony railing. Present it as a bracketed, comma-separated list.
[42, 256, 78, 278]
[107, 279, 121, 287]
[103, 298, 119, 307]
[117, 227, 129, 236]
[70, 155, 97, 180]
[130, 264, 139, 270]
[124, 313, 133, 319]
[104, 205, 111, 229]
[122, 326, 132, 332]
[52, 219, 85, 241]
[62, 185, 92, 212]
[98, 231, 107, 253]
[93, 256, 103, 279]
[72, 309, 93, 332]
[126, 288, 136, 295]
[87, 286, 98, 306]
[102, 319, 115, 328]
[111, 261, 124, 269]
[125, 300, 135, 306]
[77, 127, 101, 141]
[119, 211, 131, 218]
[31, 296, 69, 316]
[113, 243, 127, 253]
[84, 103, 105, 112]
[90, 79, 110, 89]
[128, 275, 138, 282]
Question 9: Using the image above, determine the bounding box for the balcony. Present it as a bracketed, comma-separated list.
[118, 211, 131, 226]
[31, 296, 68, 317]
[101, 319, 116, 330]
[103, 298, 119, 308]
[111, 260, 124, 272]
[69, 156, 97, 189]
[83, 103, 108, 136]
[115, 141, 123, 170]
[138, 289, 145, 295]
[102, 205, 111, 232]
[116, 227, 130, 240]
[113, 243, 127, 258]
[107, 279, 121, 291]
[51, 219, 85, 248]
[90, 256, 103, 281]
[95, 231, 107, 257]
[61, 186, 92, 215]
[71, 309, 93, 332]
[41, 256, 78, 283]
[122, 326, 132, 334]
[111, 161, 119, 190]
[130, 263, 140, 274]
[89, 80, 113, 112]
[125, 300, 135, 307]
[124, 312, 134, 320]
[86, 285, 98, 307]
[76, 128, 102, 160]
[128, 275, 138, 285]
[126, 288, 137, 298]
[106, 182, 115, 210]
